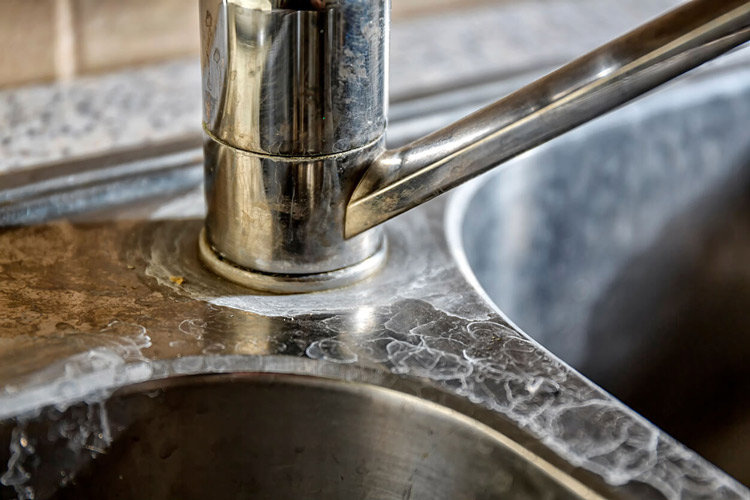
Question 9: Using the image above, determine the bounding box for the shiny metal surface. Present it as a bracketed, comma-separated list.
[203, 136, 385, 278]
[0, 138, 203, 227]
[0, 68, 530, 227]
[2, 373, 599, 500]
[200, 0, 388, 285]
[198, 227, 387, 292]
[457, 63, 750, 487]
[200, 0, 750, 289]
[4, 2, 750, 499]
[200, 0, 387, 156]
[347, 0, 750, 236]
[3, 109, 750, 499]
[0, 218, 631, 500]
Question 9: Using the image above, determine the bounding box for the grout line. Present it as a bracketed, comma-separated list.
[54, 0, 77, 81]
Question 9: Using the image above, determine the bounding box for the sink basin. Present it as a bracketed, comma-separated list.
[1, 373, 592, 500]
[459, 64, 750, 486]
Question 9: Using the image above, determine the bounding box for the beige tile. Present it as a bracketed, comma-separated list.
[0, 0, 57, 87]
[72, 0, 200, 74]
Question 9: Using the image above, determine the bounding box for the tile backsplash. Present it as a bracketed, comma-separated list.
[0, 0, 58, 87]
[0, 0, 508, 88]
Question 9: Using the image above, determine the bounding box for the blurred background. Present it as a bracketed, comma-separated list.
[0, 0, 510, 88]
[0, 0, 681, 173]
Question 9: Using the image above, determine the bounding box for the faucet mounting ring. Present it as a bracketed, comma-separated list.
[198, 229, 388, 294]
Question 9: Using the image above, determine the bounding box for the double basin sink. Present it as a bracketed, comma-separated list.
[2, 60, 750, 499]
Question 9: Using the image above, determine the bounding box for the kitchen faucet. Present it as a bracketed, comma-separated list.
[198, 0, 750, 293]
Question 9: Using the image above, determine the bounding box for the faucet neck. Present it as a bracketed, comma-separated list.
[199, 0, 390, 292]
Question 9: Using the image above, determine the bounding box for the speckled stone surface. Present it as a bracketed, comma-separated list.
[0, 61, 200, 172]
[0, 0, 681, 173]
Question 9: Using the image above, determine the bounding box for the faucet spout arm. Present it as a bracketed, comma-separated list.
[346, 0, 750, 238]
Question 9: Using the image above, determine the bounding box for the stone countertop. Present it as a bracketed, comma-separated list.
[0, 0, 681, 173]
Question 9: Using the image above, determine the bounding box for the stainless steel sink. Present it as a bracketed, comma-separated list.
[1, 373, 590, 500]
[458, 63, 750, 486]
[3, 53, 750, 500]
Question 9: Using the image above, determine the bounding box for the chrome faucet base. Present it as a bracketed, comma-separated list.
[198, 228, 387, 294]
[199, 0, 389, 291]
[202, 134, 386, 279]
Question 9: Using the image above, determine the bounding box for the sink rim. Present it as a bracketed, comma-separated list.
[445, 61, 750, 492]
[3, 367, 607, 500]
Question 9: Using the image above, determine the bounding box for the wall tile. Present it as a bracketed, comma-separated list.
[0, 0, 57, 87]
[0, 0, 513, 88]
[72, 0, 200, 74]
